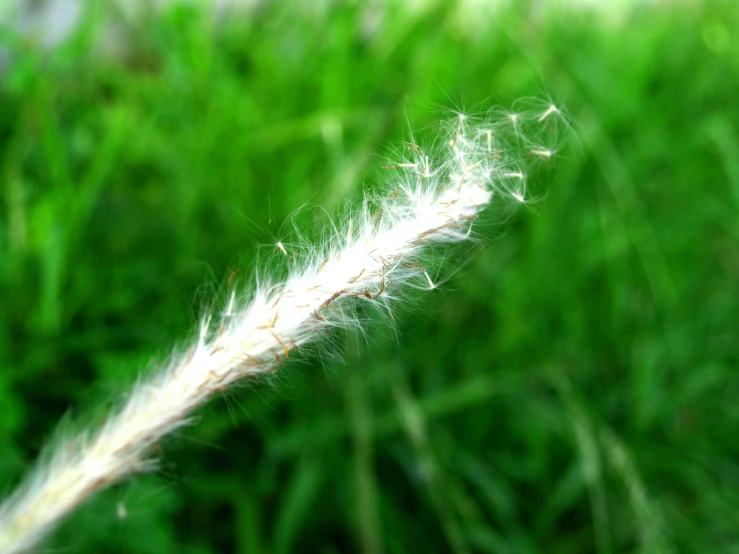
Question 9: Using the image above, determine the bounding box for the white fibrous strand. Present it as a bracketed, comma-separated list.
[0, 103, 563, 553]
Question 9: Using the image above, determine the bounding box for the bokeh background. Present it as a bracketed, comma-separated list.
[1, 0, 738, 552]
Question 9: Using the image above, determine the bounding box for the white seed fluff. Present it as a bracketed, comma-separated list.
[0, 103, 564, 553]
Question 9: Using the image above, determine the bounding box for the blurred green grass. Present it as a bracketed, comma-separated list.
[1, 1, 739, 552]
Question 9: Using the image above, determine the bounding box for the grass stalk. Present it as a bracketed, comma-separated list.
[0, 103, 563, 553]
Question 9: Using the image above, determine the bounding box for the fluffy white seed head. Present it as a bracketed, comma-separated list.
[0, 102, 566, 553]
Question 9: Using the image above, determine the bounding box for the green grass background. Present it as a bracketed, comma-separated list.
[1, 0, 738, 552]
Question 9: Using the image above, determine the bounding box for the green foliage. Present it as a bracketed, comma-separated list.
[1, 1, 738, 552]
